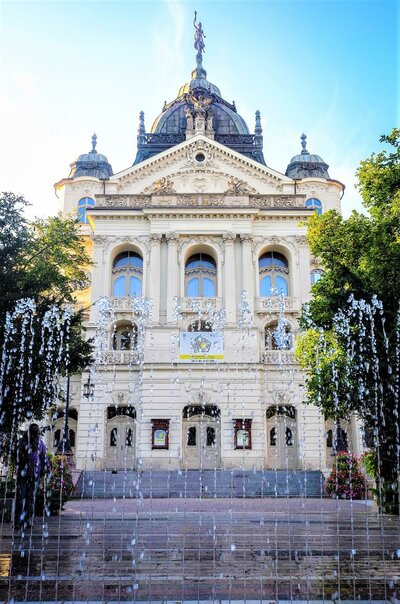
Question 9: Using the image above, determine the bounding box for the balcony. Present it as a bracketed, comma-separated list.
[260, 350, 296, 365]
[99, 350, 141, 365]
[111, 297, 136, 312]
[255, 296, 298, 314]
[178, 297, 223, 314]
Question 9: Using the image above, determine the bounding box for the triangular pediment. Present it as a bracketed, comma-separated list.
[111, 134, 292, 196]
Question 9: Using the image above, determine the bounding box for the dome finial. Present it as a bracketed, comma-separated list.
[91, 133, 97, 153]
[192, 11, 207, 80]
[301, 133, 308, 153]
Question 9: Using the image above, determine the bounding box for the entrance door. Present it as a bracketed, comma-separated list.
[266, 406, 297, 469]
[183, 410, 221, 470]
[105, 416, 136, 470]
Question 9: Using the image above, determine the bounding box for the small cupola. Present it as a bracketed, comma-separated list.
[69, 133, 113, 180]
[285, 134, 330, 180]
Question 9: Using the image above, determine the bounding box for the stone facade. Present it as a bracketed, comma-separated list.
[53, 49, 364, 473]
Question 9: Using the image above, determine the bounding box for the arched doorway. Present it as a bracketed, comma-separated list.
[51, 409, 78, 456]
[266, 405, 298, 469]
[105, 406, 136, 470]
[182, 405, 221, 469]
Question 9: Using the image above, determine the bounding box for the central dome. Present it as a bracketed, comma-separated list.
[133, 19, 265, 165]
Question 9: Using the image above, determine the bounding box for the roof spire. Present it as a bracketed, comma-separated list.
[301, 133, 309, 154]
[254, 110, 263, 147]
[193, 11, 207, 80]
[91, 133, 97, 153]
[137, 111, 146, 145]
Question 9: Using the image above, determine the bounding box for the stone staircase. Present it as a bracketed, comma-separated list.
[74, 469, 325, 498]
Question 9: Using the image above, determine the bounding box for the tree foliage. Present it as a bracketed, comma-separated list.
[296, 130, 400, 498]
[0, 192, 93, 450]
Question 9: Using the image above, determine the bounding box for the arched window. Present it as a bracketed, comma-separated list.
[110, 427, 118, 447]
[264, 319, 292, 350]
[310, 269, 325, 285]
[187, 426, 197, 446]
[259, 251, 289, 296]
[188, 319, 213, 332]
[77, 197, 95, 224]
[112, 324, 138, 351]
[185, 253, 217, 297]
[270, 427, 277, 446]
[305, 198, 322, 215]
[112, 251, 143, 297]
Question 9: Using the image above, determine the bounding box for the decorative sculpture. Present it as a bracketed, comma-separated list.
[193, 11, 205, 55]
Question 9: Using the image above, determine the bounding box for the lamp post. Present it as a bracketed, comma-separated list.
[57, 375, 73, 456]
[83, 374, 94, 399]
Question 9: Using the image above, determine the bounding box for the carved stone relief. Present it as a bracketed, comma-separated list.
[145, 177, 176, 195]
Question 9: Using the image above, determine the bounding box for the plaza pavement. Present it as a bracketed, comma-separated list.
[0, 497, 399, 602]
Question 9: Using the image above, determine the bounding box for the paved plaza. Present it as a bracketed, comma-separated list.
[1, 497, 399, 602]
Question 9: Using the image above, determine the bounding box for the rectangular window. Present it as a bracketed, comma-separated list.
[234, 419, 252, 450]
[151, 419, 170, 450]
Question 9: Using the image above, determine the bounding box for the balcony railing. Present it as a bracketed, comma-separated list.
[255, 297, 297, 313]
[99, 350, 141, 365]
[261, 350, 296, 365]
[178, 297, 223, 314]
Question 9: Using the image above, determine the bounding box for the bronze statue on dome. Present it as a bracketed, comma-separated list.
[193, 11, 205, 54]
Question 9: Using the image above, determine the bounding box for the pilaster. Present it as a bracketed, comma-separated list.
[147, 234, 162, 323]
[223, 233, 237, 323]
[166, 232, 180, 324]
[240, 233, 254, 314]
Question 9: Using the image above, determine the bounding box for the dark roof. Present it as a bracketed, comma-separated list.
[133, 44, 265, 165]
[285, 134, 330, 180]
[69, 134, 113, 180]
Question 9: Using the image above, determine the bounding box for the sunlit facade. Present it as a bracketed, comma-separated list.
[53, 26, 365, 473]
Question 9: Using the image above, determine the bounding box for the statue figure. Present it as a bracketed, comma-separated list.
[184, 106, 194, 131]
[206, 108, 214, 131]
[193, 11, 205, 54]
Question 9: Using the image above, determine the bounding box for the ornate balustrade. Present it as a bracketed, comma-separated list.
[260, 350, 296, 365]
[93, 194, 307, 210]
[99, 350, 141, 365]
[178, 297, 223, 314]
[255, 297, 298, 313]
[111, 297, 136, 312]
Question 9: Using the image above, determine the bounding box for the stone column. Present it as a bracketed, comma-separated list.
[223, 233, 237, 323]
[240, 233, 254, 314]
[147, 234, 162, 324]
[166, 232, 180, 324]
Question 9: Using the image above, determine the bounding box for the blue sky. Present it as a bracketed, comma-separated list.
[1, 0, 398, 218]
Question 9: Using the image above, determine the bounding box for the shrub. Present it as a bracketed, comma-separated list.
[42, 453, 74, 514]
[359, 449, 378, 479]
[325, 452, 366, 499]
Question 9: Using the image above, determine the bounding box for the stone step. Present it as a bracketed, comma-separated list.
[74, 470, 325, 498]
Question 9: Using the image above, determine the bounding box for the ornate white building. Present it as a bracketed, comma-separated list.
[53, 21, 362, 473]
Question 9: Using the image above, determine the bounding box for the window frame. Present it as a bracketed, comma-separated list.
[258, 251, 289, 297]
[77, 197, 95, 224]
[185, 252, 217, 298]
[112, 251, 143, 298]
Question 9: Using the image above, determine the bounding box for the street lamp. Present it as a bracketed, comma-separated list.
[57, 375, 73, 456]
[83, 374, 94, 399]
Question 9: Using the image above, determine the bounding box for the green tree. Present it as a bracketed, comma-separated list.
[296, 130, 400, 513]
[0, 192, 93, 454]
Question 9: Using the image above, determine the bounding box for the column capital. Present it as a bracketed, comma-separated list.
[222, 232, 236, 244]
[149, 233, 163, 244]
[239, 233, 253, 243]
[166, 232, 179, 243]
